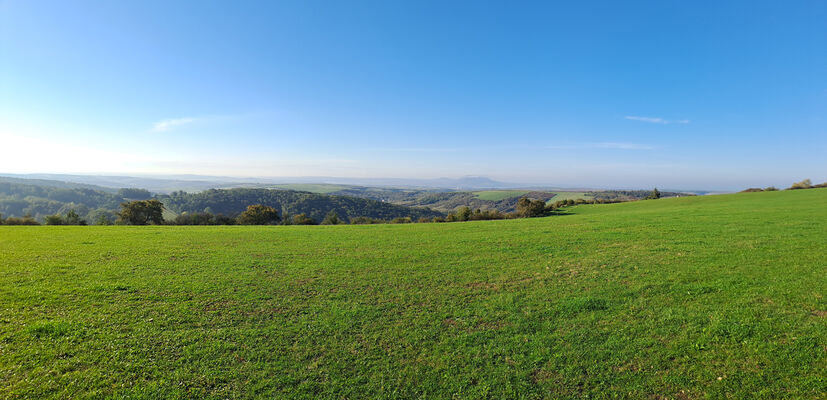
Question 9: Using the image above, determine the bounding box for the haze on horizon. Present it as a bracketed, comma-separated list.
[1, 1, 825, 191]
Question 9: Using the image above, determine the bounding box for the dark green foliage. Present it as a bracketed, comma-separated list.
[64, 210, 86, 225]
[516, 197, 546, 217]
[172, 212, 236, 225]
[349, 216, 384, 224]
[43, 214, 64, 225]
[291, 213, 316, 225]
[117, 188, 152, 199]
[117, 200, 165, 225]
[788, 179, 812, 190]
[321, 211, 342, 225]
[446, 207, 506, 222]
[158, 188, 442, 223]
[236, 204, 280, 225]
[2, 215, 40, 225]
[645, 187, 662, 200]
[454, 206, 472, 221]
[89, 209, 116, 225]
[0, 179, 138, 222]
[390, 217, 412, 224]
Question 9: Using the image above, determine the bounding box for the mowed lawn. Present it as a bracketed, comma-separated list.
[1, 190, 825, 399]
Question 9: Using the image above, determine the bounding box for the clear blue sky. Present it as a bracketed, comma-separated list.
[1, 1, 825, 190]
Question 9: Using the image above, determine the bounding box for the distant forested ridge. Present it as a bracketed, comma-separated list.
[157, 188, 443, 223]
[0, 178, 131, 222]
[1, 176, 696, 224]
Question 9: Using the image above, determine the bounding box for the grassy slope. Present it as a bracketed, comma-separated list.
[548, 192, 592, 202]
[1, 189, 825, 399]
[473, 190, 530, 201]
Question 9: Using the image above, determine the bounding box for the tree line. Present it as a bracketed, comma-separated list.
[740, 179, 826, 193]
[0, 188, 655, 226]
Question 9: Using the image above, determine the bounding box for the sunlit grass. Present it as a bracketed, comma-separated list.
[1, 189, 825, 398]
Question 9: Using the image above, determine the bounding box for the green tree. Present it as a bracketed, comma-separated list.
[65, 210, 86, 225]
[95, 214, 113, 225]
[646, 188, 661, 200]
[517, 198, 546, 218]
[454, 206, 472, 221]
[117, 200, 165, 225]
[321, 211, 342, 225]
[236, 204, 280, 225]
[44, 214, 65, 225]
[788, 179, 812, 190]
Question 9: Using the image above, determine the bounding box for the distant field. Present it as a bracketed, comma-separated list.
[270, 183, 349, 194]
[473, 190, 529, 201]
[1, 189, 825, 398]
[548, 191, 592, 202]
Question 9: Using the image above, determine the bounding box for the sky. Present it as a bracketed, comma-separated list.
[1, 1, 825, 190]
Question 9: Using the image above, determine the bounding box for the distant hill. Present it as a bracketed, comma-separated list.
[0, 176, 117, 192]
[0, 177, 444, 223]
[0, 173, 527, 192]
[0, 178, 127, 222]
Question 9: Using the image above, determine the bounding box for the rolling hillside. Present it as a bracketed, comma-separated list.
[1, 189, 825, 398]
[158, 188, 444, 223]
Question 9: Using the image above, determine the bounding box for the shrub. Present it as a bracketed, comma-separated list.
[3, 215, 40, 225]
[64, 210, 86, 225]
[645, 188, 661, 199]
[390, 217, 412, 224]
[237, 204, 280, 225]
[292, 213, 316, 225]
[787, 179, 812, 190]
[516, 198, 546, 218]
[117, 200, 165, 225]
[44, 214, 65, 225]
[321, 211, 342, 225]
[173, 212, 217, 225]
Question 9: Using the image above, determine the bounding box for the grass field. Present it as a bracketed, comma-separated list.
[548, 192, 592, 203]
[1, 189, 825, 399]
[473, 190, 530, 201]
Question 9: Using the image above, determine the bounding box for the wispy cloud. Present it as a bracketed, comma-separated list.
[152, 117, 196, 132]
[541, 142, 655, 151]
[594, 142, 655, 150]
[372, 143, 656, 153]
[624, 116, 689, 125]
[368, 147, 460, 153]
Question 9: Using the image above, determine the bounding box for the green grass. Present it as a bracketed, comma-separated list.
[270, 183, 349, 194]
[548, 191, 592, 202]
[1, 189, 825, 399]
[473, 190, 530, 201]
